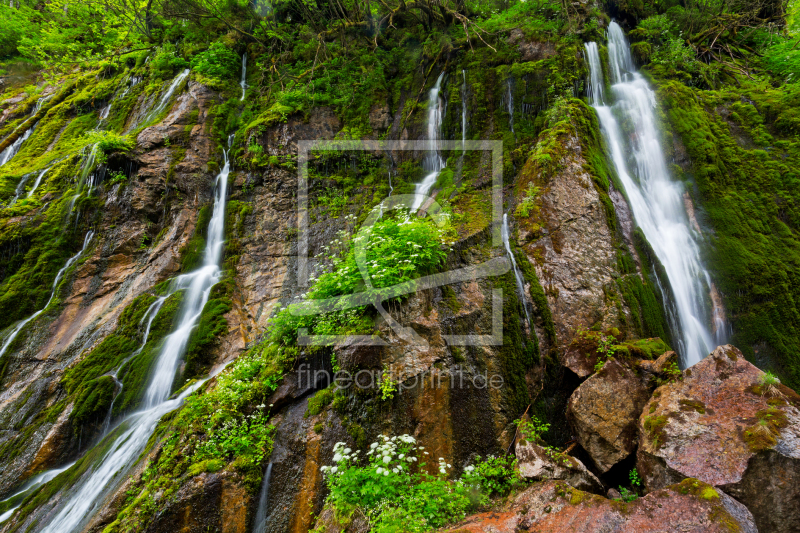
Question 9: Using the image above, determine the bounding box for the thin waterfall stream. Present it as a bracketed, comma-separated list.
[240, 53, 248, 101]
[502, 214, 531, 328]
[412, 72, 446, 211]
[36, 134, 232, 533]
[252, 462, 273, 533]
[585, 23, 725, 366]
[0, 231, 94, 359]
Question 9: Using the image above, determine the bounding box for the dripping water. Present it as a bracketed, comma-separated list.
[585, 24, 725, 366]
[505, 77, 515, 133]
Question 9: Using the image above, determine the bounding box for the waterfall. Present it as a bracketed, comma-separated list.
[412, 72, 446, 211]
[140, 68, 190, 126]
[0, 461, 76, 523]
[461, 70, 467, 151]
[144, 134, 230, 407]
[67, 145, 100, 214]
[26, 166, 51, 198]
[37, 136, 232, 533]
[101, 296, 165, 436]
[8, 172, 32, 206]
[505, 78, 515, 133]
[240, 53, 248, 101]
[0, 125, 34, 167]
[501, 214, 531, 327]
[0, 231, 94, 359]
[585, 23, 723, 366]
[252, 462, 273, 533]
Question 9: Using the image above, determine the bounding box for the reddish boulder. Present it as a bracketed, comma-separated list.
[637, 344, 800, 533]
[567, 358, 651, 472]
[442, 478, 756, 532]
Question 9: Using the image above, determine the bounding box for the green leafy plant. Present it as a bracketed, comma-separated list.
[191, 42, 240, 80]
[514, 183, 541, 218]
[614, 468, 642, 502]
[83, 130, 134, 153]
[514, 415, 550, 444]
[379, 366, 397, 401]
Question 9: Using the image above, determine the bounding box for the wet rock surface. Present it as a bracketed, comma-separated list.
[637, 344, 800, 533]
[567, 358, 651, 472]
[442, 479, 757, 533]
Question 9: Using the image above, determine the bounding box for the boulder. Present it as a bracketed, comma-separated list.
[637, 344, 800, 533]
[567, 358, 651, 472]
[515, 438, 603, 493]
[442, 478, 757, 532]
[638, 350, 679, 380]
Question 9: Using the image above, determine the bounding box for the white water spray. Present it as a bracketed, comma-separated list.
[505, 77, 515, 133]
[585, 24, 723, 366]
[36, 136, 232, 533]
[0, 231, 94, 359]
[412, 72, 446, 211]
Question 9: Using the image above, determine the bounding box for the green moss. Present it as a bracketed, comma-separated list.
[679, 399, 707, 415]
[186, 458, 225, 477]
[643, 414, 670, 449]
[182, 283, 231, 381]
[179, 204, 213, 272]
[306, 387, 334, 418]
[674, 478, 719, 500]
[346, 423, 367, 449]
[656, 79, 800, 390]
[742, 406, 789, 452]
[70, 375, 116, 434]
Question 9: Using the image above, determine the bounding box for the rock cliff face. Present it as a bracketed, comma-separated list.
[0, 14, 797, 533]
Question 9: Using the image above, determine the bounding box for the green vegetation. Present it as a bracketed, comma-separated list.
[320, 436, 519, 532]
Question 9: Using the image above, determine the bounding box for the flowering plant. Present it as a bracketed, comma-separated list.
[320, 434, 517, 532]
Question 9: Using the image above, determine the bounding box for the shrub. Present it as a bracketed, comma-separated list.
[83, 130, 134, 153]
[191, 42, 240, 80]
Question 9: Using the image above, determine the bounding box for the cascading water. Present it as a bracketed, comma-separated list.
[137, 68, 190, 128]
[67, 144, 100, 214]
[26, 166, 51, 198]
[505, 77, 515, 133]
[412, 72, 446, 211]
[585, 23, 724, 366]
[8, 172, 32, 206]
[240, 53, 248, 101]
[252, 462, 273, 532]
[0, 126, 34, 167]
[100, 295, 166, 436]
[0, 231, 94, 359]
[0, 461, 76, 523]
[36, 136, 233, 533]
[461, 70, 467, 150]
[501, 214, 531, 327]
